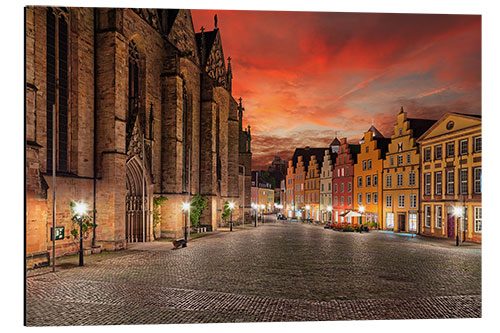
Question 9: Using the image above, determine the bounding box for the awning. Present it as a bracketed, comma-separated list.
[339, 210, 362, 218]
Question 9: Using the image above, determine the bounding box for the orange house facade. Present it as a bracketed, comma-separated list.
[417, 113, 482, 243]
[353, 126, 389, 228]
[305, 155, 321, 221]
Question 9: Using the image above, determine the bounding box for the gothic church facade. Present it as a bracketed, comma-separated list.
[25, 7, 252, 267]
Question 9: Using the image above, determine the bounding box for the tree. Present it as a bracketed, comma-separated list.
[190, 194, 207, 228]
[221, 201, 231, 223]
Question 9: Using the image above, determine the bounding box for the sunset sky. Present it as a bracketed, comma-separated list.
[191, 10, 481, 171]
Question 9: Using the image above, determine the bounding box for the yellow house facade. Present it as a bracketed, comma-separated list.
[354, 126, 389, 227]
[417, 112, 482, 243]
[382, 108, 436, 232]
[305, 155, 321, 221]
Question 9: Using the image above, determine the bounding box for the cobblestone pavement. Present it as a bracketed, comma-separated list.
[26, 218, 481, 325]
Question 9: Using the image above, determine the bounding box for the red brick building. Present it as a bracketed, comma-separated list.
[332, 138, 360, 223]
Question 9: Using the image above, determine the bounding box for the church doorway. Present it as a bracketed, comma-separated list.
[125, 155, 152, 242]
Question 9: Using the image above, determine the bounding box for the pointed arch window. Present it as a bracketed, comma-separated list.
[127, 40, 141, 150]
[46, 7, 69, 172]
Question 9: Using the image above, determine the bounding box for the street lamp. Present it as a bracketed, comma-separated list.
[453, 206, 464, 246]
[359, 206, 365, 226]
[72, 201, 88, 267]
[229, 201, 235, 232]
[182, 202, 190, 247]
[252, 203, 257, 227]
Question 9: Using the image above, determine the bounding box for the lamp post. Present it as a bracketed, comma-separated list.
[182, 202, 190, 247]
[359, 206, 365, 226]
[252, 203, 257, 227]
[260, 204, 265, 223]
[72, 201, 88, 267]
[453, 206, 463, 246]
[229, 202, 235, 231]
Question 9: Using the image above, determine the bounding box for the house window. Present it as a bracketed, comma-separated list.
[424, 205, 431, 227]
[446, 142, 455, 158]
[397, 155, 403, 166]
[347, 196, 352, 206]
[410, 194, 417, 208]
[346, 167, 349, 176]
[373, 175, 378, 186]
[406, 153, 411, 164]
[399, 128, 402, 136]
[386, 174, 392, 188]
[435, 171, 442, 195]
[409, 213, 417, 231]
[358, 193, 363, 204]
[334, 196, 338, 206]
[446, 170, 455, 195]
[435, 206, 442, 228]
[340, 196, 344, 206]
[366, 146, 369, 153]
[460, 139, 468, 155]
[424, 173, 431, 195]
[348, 182, 352, 192]
[434, 145, 442, 160]
[474, 136, 482, 153]
[397, 174, 403, 187]
[328, 183, 331, 191]
[341, 168, 344, 176]
[340, 183, 344, 193]
[357, 177, 363, 187]
[409, 172, 415, 186]
[474, 207, 482, 232]
[390, 156, 394, 166]
[386, 213, 394, 228]
[366, 175, 371, 187]
[474, 167, 482, 193]
[368, 160, 372, 170]
[460, 169, 468, 194]
[386, 195, 392, 208]
[398, 195, 405, 208]
[363, 160, 367, 170]
[321, 183, 324, 192]
[366, 193, 371, 204]
[424, 148, 431, 162]
[334, 183, 338, 193]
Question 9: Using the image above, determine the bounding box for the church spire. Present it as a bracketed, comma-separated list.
[226, 56, 233, 93]
[237, 97, 244, 131]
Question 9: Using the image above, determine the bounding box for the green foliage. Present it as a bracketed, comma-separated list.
[221, 201, 231, 221]
[190, 194, 207, 228]
[152, 196, 168, 239]
[69, 202, 96, 241]
[260, 171, 276, 189]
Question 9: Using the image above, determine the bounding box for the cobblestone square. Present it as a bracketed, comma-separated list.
[25, 218, 481, 326]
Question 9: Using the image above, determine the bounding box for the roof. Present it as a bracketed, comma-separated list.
[290, 147, 329, 173]
[367, 125, 384, 139]
[348, 144, 361, 164]
[195, 29, 218, 63]
[164, 9, 180, 34]
[375, 137, 391, 159]
[407, 118, 437, 140]
[453, 112, 482, 119]
[330, 137, 340, 146]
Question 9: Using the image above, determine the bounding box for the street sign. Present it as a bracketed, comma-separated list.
[50, 226, 65, 240]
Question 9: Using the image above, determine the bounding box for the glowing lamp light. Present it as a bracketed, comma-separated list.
[73, 201, 88, 217]
[359, 206, 365, 213]
[182, 202, 191, 212]
[306, 205, 310, 210]
[228, 202, 235, 210]
[260, 204, 265, 209]
[453, 206, 464, 217]
[327, 205, 333, 212]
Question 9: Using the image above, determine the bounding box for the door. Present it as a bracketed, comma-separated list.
[398, 214, 406, 232]
[447, 214, 455, 238]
